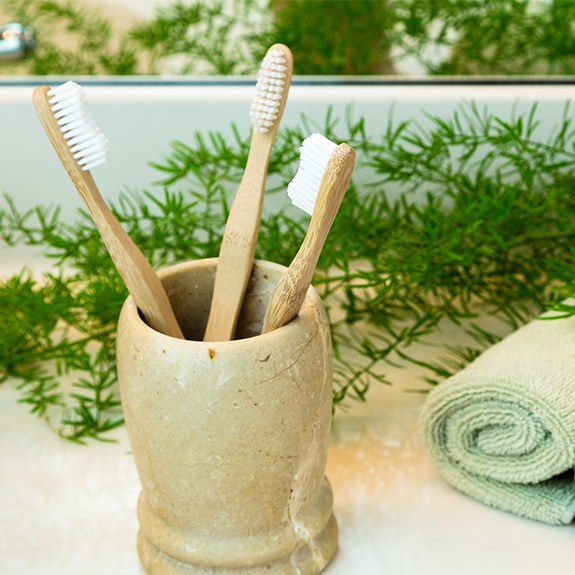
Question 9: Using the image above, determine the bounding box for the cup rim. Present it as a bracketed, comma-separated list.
[119, 258, 323, 348]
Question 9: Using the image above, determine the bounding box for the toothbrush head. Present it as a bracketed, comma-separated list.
[249, 44, 293, 134]
[287, 133, 340, 216]
[44, 80, 109, 171]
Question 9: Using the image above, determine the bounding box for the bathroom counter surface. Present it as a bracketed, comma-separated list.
[1, 354, 574, 574]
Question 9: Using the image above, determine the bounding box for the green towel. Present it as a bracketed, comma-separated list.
[420, 308, 575, 525]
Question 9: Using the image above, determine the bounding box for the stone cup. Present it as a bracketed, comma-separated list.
[116, 259, 337, 574]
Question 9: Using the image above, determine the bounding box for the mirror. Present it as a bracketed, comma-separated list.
[1, 0, 574, 78]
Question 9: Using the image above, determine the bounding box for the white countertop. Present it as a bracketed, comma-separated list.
[2, 360, 573, 575]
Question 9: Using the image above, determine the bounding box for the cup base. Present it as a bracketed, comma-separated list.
[137, 513, 338, 575]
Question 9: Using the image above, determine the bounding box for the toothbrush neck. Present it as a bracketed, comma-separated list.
[248, 130, 274, 167]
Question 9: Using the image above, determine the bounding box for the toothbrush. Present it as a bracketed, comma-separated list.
[203, 44, 293, 342]
[261, 134, 356, 334]
[32, 81, 184, 339]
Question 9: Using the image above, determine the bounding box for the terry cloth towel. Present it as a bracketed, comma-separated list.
[420, 308, 575, 525]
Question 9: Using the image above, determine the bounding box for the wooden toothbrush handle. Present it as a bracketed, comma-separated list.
[260, 218, 328, 334]
[77, 172, 185, 339]
[260, 251, 313, 334]
[262, 144, 356, 334]
[203, 135, 272, 342]
[33, 86, 184, 339]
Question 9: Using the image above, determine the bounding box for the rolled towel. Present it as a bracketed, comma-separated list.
[420, 307, 575, 525]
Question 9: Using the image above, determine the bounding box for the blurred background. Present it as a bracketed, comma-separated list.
[1, 0, 574, 77]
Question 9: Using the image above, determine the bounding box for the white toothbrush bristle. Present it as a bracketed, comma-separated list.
[47, 81, 108, 171]
[287, 133, 338, 216]
[249, 48, 288, 133]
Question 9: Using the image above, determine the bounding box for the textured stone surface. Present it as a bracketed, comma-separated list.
[116, 259, 337, 574]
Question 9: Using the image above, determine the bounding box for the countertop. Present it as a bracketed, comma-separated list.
[2, 357, 574, 574]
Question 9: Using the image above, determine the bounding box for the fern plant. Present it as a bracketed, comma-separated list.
[2, 104, 575, 441]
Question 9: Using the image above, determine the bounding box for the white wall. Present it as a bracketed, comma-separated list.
[2, 82, 573, 220]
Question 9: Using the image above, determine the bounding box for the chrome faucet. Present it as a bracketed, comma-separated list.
[0, 22, 35, 61]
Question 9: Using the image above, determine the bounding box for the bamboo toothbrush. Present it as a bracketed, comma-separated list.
[261, 133, 356, 334]
[203, 44, 293, 342]
[33, 81, 184, 339]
